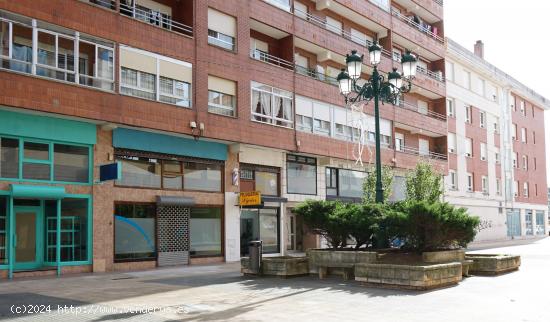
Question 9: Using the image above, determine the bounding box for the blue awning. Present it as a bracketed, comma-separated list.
[10, 185, 66, 199]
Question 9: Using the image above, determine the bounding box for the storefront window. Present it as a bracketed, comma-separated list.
[190, 208, 222, 257]
[287, 155, 316, 195]
[53, 144, 89, 183]
[45, 198, 89, 262]
[117, 156, 161, 188]
[240, 208, 279, 255]
[0, 137, 19, 178]
[338, 169, 367, 198]
[184, 162, 222, 192]
[0, 196, 6, 264]
[162, 160, 183, 190]
[114, 203, 156, 261]
[255, 171, 278, 196]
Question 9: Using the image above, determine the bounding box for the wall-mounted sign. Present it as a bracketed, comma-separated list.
[100, 162, 121, 181]
[239, 191, 261, 206]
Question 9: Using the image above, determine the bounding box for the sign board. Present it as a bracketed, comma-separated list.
[100, 162, 121, 182]
[239, 191, 261, 206]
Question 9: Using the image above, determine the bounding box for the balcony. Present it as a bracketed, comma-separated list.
[398, 100, 445, 121]
[391, 9, 443, 43]
[84, 0, 116, 10]
[249, 50, 294, 70]
[392, 0, 444, 21]
[396, 144, 447, 161]
[119, 0, 193, 37]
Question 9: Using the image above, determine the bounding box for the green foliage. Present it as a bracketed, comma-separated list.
[405, 162, 443, 203]
[292, 200, 348, 248]
[396, 201, 480, 251]
[343, 203, 389, 249]
[362, 165, 394, 204]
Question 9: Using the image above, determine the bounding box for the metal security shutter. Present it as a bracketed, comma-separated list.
[157, 205, 190, 266]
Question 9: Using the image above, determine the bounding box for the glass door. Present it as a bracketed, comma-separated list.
[14, 207, 43, 270]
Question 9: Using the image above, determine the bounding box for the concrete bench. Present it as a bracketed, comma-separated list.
[318, 264, 355, 281]
[462, 260, 475, 277]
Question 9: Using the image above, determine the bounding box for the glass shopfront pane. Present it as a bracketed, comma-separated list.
[255, 171, 278, 196]
[0, 137, 19, 178]
[53, 144, 89, 183]
[0, 196, 6, 264]
[162, 160, 183, 190]
[184, 162, 221, 192]
[260, 209, 279, 253]
[338, 169, 367, 198]
[190, 208, 222, 257]
[114, 203, 156, 261]
[287, 161, 316, 194]
[117, 157, 161, 188]
[22, 163, 50, 180]
[24, 142, 49, 160]
[44, 198, 89, 263]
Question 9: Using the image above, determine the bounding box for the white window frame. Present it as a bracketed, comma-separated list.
[465, 138, 473, 157]
[120, 67, 156, 99]
[466, 173, 473, 192]
[446, 98, 455, 117]
[449, 170, 457, 190]
[523, 182, 529, 197]
[512, 123, 517, 140]
[480, 142, 487, 161]
[522, 155, 528, 170]
[496, 178, 501, 195]
[495, 148, 500, 164]
[251, 81, 294, 128]
[479, 111, 486, 128]
[465, 105, 472, 123]
[520, 100, 525, 116]
[208, 90, 236, 116]
[207, 29, 235, 51]
[521, 128, 527, 143]
[296, 114, 313, 132]
[481, 176, 488, 194]
[512, 152, 518, 168]
[514, 181, 519, 197]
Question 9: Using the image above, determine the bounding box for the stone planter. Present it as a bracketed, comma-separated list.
[307, 249, 378, 274]
[422, 249, 465, 263]
[355, 262, 463, 290]
[465, 254, 521, 275]
[241, 256, 309, 277]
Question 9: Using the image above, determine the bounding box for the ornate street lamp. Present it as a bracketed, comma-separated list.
[337, 42, 417, 203]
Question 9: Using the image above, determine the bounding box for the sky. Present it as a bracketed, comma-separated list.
[444, 0, 550, 185]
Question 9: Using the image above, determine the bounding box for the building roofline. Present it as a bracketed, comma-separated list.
[446, 37, 550, 110]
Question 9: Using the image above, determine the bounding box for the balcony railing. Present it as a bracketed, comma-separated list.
[416, 66, 444, 82]
[84, 0, 115, 10]
[295, 65, 339, 86]
[249, 49, 294, 70]
[391, 9, 444, 43]
[398, 100, 446, 121]
[293, 8, 392, 58]
[120, 2, 193, 36]
[397, 145, 447, 160]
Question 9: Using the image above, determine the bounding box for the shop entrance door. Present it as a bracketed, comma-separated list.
[240, 208, 280, 256]
[14, 207, 43, 270]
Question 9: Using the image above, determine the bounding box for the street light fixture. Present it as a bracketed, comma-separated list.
[337, 42, 417, 203]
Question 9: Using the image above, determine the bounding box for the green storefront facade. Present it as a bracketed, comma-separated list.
[0, 109, 95, 278]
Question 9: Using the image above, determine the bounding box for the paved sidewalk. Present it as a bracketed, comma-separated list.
[1, 238, 549, 321]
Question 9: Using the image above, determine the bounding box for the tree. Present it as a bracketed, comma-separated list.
[405, 161, 443, 203]
[292, 200, 349, 248]
[362, 164, 394, 204]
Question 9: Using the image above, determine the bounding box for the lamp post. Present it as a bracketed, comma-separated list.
[337, 42, 417, 203]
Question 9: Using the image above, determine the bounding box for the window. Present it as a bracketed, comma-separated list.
[493, 119, 500, 134]
[514, 180, 519, 197]
[0, 137, 19, 178]
[479, 112, 486, 128]
[0, 197, 6, 264]
[475, 77, 485, 96]
[522, 155, 528, 170]
[1, 137, 90, 183]
[419, 138, 430, 156]
[482, 176, 488, 194]
[446, 98, 455, 117]
[266, 0, 291, 11]
[240, 208, 280, 255]
[521, 128, 527, 143]
[326, 168, 367, 199]
[296, 115, 313, 132]
[240, 165, 279, 196]
[525, 210, 533, 235]
[495, 148, 500, 164]
[395, 132, 405, 152]
[448, 133, 457, 153]
[532, 131, 536, 145]
[463, 70, 471, 89]
[370, 0, 390, 11]
[511, 123, 517, 140]
[523, 182, 529, 197]
[114, 203, 156, 261]
[293, 2, 308, 19]
[162, 160, 183, 190]
[335, 124, 353, 141]
[0, 13, 115, 90]
[535, 184, 538, 196]
[208, 76, 237, 117]
[286, 154, 316, 194]
[449, 170, 457, 190]
[534, 157, 537, 170]
[480, 143, 487, 161]
[251, 81, 293, 128]
[53, 144, 89, 183]
[184, 162, 222, 192]
[207, 8, 236, 51]
[520, 100, 525, 116]
[445, 61, 454, 81]
[119, 46, 192, 107]
[314, 119, 331, 135]
[466, 173, 473, 192]
[496, 178, 501, 195]
[325, 16, 343, 35]
[45, 198, 90, 262]
[512, 152, 518, 168]
[465, 138, 473, 157]
[190, 207, 222, 257]
[121, 68, 156, 100]
[392, 48, 402, 63]
[465, 105, 472, 123]
[117, 156, 161, 188]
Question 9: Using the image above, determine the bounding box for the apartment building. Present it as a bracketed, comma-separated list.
[445, 39, 549, 243]
[0, 0, 446, 278]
